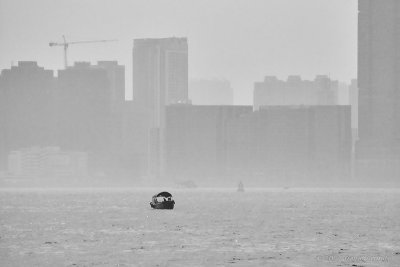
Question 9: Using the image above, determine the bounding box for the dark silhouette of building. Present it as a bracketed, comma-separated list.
[118, 100, 148, 177]
[132, 37, 189, 177]
[0, 61, 126, 177]
[95, 61, 125, 114]
[0, 76, 5, 170]
[356, 0, 400, 182]
[164, 105, 252, 184]
[132, 37, 189, 127]
[254, 75, 338, 110]
[0, 62, 56, 170]
[94, 61, 127, 175]
[57, 62, 112, 171]
[189, 79, 234, 105]
[164, 105, 351, 186]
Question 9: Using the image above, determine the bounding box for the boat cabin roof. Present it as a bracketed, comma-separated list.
[152, 191, 173, 198]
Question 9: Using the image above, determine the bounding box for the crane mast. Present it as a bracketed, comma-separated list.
[49, 35, 117, 69]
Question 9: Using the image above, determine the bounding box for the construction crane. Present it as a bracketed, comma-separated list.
[49, 35, 117, 69]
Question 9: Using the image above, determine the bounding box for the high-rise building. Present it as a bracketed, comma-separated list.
[0, 76, 5, 171]
[94, 61, 126, 172]
[57, 62, 112, 170]
[0, 61, 125, 175]
[132, 37, 189, 177]
[164, 105, 252, 184]
[357, 0, 400, 181]
[56, 61, 127, 176]
[0, 62, 56, 169]
[189, 79, 234, 105]
[95, 61, 125, 114]
[254, 75, 338, 110]
[132, 37, 189, 128]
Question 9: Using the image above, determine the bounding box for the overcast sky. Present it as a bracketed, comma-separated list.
[0, 0, 357, 104]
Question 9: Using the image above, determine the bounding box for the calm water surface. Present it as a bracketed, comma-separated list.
[1, 188, 399, 266]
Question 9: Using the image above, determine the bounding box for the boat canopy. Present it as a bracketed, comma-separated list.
[153, 191, 172, 198]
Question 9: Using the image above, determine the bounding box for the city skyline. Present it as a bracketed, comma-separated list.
[0, 1, 396, 185]
[0, 0, 357, 104]
[1, 2, 399, 266]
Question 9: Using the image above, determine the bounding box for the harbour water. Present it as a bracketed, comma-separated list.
[1, 188, 399, 266]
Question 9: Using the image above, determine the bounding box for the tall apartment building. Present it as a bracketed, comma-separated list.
[0, 61, 125, 175]
[57, 62, 112, 170]
[356, 0, 400, 181]
[95, 61, 125, 114]
[0, 74, 5, 171]
[0, 62, 56, 169]
[132, 37, 189, 177]
[254, 75, 338, 110]
[94, 61, 126, 171]
[132, 37, 189, 128]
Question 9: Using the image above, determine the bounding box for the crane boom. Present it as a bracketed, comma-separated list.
[68, 39, 118, 45]
[49, 35, 117, 69]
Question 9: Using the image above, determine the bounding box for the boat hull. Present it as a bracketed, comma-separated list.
[150, 201, 175, 209]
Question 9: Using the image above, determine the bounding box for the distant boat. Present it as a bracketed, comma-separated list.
[150, 191, 175, 209]
[237, 181, 245, 192]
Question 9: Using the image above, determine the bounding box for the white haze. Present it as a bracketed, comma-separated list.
[0, 0, 357, 104]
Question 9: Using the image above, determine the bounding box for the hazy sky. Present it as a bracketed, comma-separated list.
[0, 0, 357, 104]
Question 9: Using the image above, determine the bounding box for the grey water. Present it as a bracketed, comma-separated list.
[1, 188, 399, 266]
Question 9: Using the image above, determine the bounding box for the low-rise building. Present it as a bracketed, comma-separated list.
[8, 147, 88, 178]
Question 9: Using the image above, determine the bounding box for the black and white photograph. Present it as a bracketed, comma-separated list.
[0, 0, 399, 266]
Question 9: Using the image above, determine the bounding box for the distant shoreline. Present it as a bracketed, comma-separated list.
[1, 187, 400, 193]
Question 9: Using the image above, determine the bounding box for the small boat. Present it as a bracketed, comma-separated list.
[237, 181, 245, 192]
[150, 191, 175, 209]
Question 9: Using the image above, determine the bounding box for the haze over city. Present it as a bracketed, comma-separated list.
[1, 1, 400, 266]
[0, 0, 357, 104]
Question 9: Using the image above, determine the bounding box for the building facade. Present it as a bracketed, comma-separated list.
[57, 62, 112, 171]
[95, 61, 125, 114]
[132, 37, 189, 177]
[132, 37, 189, 128]
[8, 147, 88, 178]
[164, 105, 351, 186]
[0, 61, 126, 177]
[164, 105, 252, 184]
[0, 62, 56, 170]
[356, 0, 400, 182]
[226, 106, 352, 186]
[254, 75, 338, 110]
